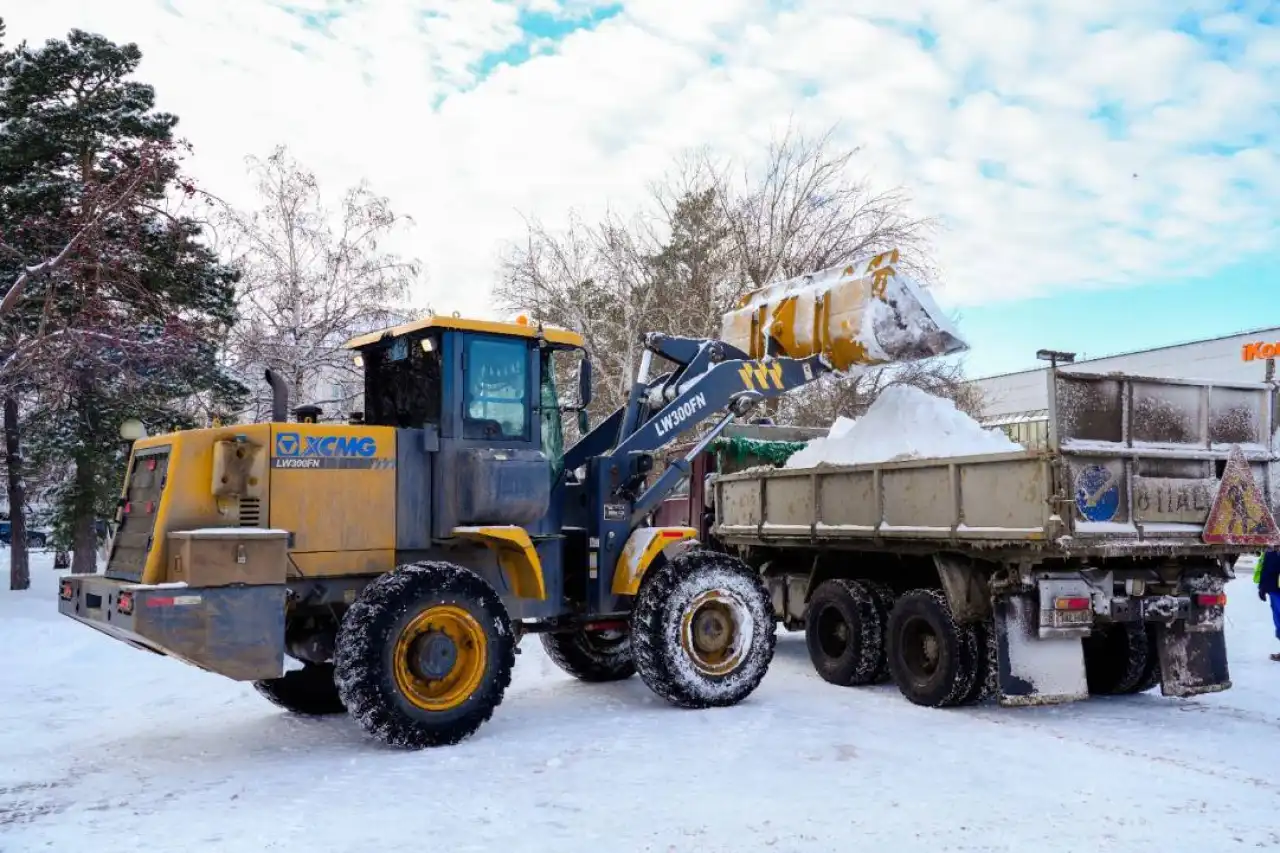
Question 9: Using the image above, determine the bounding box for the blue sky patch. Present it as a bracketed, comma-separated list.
[471, 2, 623, 80]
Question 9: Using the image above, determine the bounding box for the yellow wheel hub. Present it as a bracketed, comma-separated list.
[680, 589, 749, 677]
[393, 604, 488, 712]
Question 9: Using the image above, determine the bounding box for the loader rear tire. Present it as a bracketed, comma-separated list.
[334, 561, 515, 749]
[885, 589, 980, 708]
[1083, 623, 1153, 696]
[804, 579, 884, 687]
[631, 549, 776, 709]
[541, 628, 635, 682]
[253, 662, 345, 715]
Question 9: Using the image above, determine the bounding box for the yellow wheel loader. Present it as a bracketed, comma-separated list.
[57, 252, 966, 748]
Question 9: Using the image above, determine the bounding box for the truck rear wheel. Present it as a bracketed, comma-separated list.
[804, 579, 884, 687]
[961, 619, 997, 704]
[864, 581, 897, 684]
[333, 562, 516, 748]
[541, 628, 635, 682]
[631, 548, 776, 709]
[885, 589, 980, 708]
[1131, 627, 1162, 693]
[1083, 623, 1153, 696]
[253, 662, 345, 715]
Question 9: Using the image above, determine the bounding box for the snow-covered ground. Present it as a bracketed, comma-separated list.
[4, 556, 1279, 852]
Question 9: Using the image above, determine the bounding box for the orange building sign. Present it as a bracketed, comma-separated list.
[1242, 341, 1280, 361]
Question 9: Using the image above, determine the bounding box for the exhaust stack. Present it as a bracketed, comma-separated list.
[265, 369, 290, 423]
[720, 250, 968, 372]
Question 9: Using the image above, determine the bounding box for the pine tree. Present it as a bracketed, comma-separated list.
[0, 27, 245, 572]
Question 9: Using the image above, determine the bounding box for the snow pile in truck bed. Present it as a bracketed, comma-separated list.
[785, 385, 1023, 468]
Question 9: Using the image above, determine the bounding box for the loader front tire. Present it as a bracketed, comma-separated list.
[253, 662, 345, 715]
[630, 549, 776, 709]
[541, 628, 635, 682]
[334, 561, 515, 749]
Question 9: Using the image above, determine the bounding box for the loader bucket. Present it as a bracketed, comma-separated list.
[720, 251, 968, 371]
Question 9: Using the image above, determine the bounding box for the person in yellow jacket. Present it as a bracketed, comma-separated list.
[1258, 550, 1280, 662]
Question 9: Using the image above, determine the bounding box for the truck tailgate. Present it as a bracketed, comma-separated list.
[1051, 371, 1277, 548]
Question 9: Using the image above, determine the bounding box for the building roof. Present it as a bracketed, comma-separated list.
[344, 313, 586, 350]
[972, 324, 1280, 382]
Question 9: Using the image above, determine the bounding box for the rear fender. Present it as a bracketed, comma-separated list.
[993, 593, 1089, 707]
[452, 525, 547, 600]
[934, 554, 991, 623]
[1155, 621, 1230, 697]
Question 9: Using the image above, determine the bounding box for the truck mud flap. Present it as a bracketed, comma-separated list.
[993, 594, 1089, 707]
[1155, 622, 1230, 698]
[58, 575, 286, 682]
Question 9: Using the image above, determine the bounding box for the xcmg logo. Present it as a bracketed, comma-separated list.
[274, 432, 377, 458]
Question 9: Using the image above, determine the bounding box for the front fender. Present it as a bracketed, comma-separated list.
[612, 526, 698, 596]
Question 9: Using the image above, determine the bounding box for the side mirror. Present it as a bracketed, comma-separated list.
[577, 358, 593, 409]
[577, 409, 590, 435]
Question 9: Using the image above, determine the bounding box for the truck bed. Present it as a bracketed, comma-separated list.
[712, 371, 1278, 558]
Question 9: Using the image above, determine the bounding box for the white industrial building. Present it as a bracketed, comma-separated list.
[970, 326, 1280, 446]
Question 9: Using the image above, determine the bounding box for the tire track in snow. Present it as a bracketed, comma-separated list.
[966, 705, 1280, 792]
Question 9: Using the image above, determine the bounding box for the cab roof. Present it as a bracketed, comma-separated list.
[343, 313, 585, 351]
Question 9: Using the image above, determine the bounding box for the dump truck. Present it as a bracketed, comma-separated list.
[57, 251, 967, 748]
[657, 369, 1280, 708]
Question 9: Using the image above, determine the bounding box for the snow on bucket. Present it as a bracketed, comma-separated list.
[719, 250, 968, 372]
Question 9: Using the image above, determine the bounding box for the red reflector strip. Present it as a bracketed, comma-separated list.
[582, 620, 629, 632]
[1054, 596, 1090, 611]
[124, 502, 132, 514]
[146, 596, 175, 608]
[145, 501, 154, 513]
[659, 530, 687, 538]
[59, 582, 73, 601]
[1196, 593, 1227, 607]
[147, 459, 157, 470]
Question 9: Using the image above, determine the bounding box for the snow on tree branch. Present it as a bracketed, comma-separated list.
[0, 142, 167, 320]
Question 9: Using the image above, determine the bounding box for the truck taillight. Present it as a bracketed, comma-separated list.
[117, 591, 134, 615]
[1195, 593, 1227, 607]
[59, 580, 73, 601]
[1054, 596, 1090, 611]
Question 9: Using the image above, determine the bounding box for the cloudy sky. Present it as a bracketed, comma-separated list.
[7, 0, 1278, 376]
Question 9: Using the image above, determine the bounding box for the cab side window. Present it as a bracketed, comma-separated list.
[464, 337, 528, 440]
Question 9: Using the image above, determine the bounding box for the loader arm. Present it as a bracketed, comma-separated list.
[579, 337, 837, 613]
[574, 251, 968, 613]
[610, 350, 834, 522]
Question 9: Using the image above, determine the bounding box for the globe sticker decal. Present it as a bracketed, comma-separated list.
[1075, 464, 1120, 523]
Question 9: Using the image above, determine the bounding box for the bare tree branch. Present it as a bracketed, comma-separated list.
[210, 145, 424, 421]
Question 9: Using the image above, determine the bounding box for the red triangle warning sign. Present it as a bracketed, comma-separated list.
[1202, 445, 1280, 546]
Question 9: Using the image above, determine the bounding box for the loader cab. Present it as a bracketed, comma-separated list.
[344, 314, 591, 542]
[349, 316, 588, 453]
[359, 331, 445, 429]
